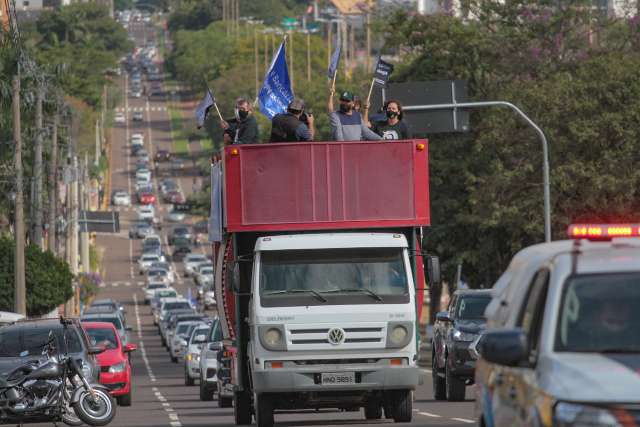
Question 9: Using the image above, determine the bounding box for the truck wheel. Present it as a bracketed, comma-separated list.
[445, 361, 466, 401]
[199, 381, 214, 401]
[389, 390, 412, 422]
[233, 391, 252, 425]
[364, 402, 382, 420]
[254, 393, 274, 427]
[218, 394, 233, 408]
[432, 354, 446, 400]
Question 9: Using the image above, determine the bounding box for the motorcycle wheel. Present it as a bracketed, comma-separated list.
[72, 389, 116, 426]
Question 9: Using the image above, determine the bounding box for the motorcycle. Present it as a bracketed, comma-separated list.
[0, 317, 117, 426]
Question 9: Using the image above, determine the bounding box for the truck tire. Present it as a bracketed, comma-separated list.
[234, 391, 252, 425]
[254, 393, 274, 427]
[199, 380, 214, 401]
[432, 354, 446, 400]
[389, 390, 412, 422]
[445, 361, 466, 402]
[364, 402, 382, 420]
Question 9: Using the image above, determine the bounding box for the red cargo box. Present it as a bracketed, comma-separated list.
[224, 140, 430, 232]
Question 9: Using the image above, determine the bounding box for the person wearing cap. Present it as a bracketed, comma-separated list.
[220, 98, 259, 145]
[329, 91, 382, 142]
[269, 98, 315, 143]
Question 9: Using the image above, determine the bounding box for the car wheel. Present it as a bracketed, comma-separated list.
[445, 359, 466, 402]
[117, 392, 132, 407]
[185, 369, 195, 386]
[199, 380, 214, 401]
[432, 351, 446, 400]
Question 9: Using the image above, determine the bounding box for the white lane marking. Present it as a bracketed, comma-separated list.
[421, 368, 432, 374]
[99, 283, 106, 288]
[451, 418, 474, 424]
[418, 412, 442, 418]
[129, 238, 134, 279]
[170, 422, 182, 427]
[168, 413, 179, 420]
[132, 294, 156, 382]
[125, 282, 131, 287]
[112, 282, 120, 288]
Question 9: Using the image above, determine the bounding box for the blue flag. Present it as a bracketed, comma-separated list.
[195, 89, 215, 128]
[258, 41, 293, 120]
[327, 45, 341, 79]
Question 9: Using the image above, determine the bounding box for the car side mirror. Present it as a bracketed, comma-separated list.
[195, 334, 206, 343]
[435, 311, 451, 323]
[426, 255, 441, 286]
[124, 343, 138, 353]
[208, 341, 223, 352]
[88, 346, 105, 355]
[478, 329, 528, 367]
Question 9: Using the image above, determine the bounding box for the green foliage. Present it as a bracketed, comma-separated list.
[0, 236, 73, 317]
[168, 0, 222, 32]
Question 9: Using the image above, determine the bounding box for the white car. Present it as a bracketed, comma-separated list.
[165, 209, 186, 223]
[199, 319, 223, 402]
[137, 205, 156, 222]
[150, 261, 176, 282]
[135, 178, 152, 191]
[184, 324, 211, 386]
[130, 134, 144, 147]
[144, 282, 169, 304]
[112, 191, 131, 206]
[195, 266, 214, 288]
[150, 289, 179, 319]
[138, 253, 162, 274]
[203, 290, 216, 309]
[184, 254, 208, 277]
[136, 168, 152, 182]
[169, 321, 204, 363]
[114, 112, 126, 123]
[193, 262, 214, 279]
[146, 268, 172, 285]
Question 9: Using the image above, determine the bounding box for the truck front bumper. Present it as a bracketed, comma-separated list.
[252, 364, 420, 393]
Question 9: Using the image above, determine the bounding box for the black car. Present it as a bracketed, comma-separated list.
[0, 319, 100, 383]
[431, 289, 492, 401]
[169, 226, 192, 245]
[171, 243, 191, 262]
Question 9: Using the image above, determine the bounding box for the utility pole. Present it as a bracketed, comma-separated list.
[288, 31, 295, 93]
[95, 119, 100, 167]
[327, 21, 332, 70]
[254, 28, 259, 98]
[342, 20, 348, 79]
[80, 153, 89, 274]
[306, 30, 311, 82]
[235, 0, 240, 37]
[264, 32, 268, 73]
[32, 82, 44, 249]
[366, 0, 372, 72]
[47, 108, 58, 255]
[13, 73, 26, 316]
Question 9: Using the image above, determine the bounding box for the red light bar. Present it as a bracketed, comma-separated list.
[568, 224, 640, 239]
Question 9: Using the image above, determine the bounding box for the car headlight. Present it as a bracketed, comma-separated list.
[452, 329, 477, 342]
[108, 362, 127, 374]
[187, 353, 200, 362]
[554, 402, 622, 427]
[258, 325, 286, 351]
[386, 322, 413, 349]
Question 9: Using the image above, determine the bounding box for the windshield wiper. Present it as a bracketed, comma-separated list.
[321, 288, 384, 302]
[264, 289, 327, 303]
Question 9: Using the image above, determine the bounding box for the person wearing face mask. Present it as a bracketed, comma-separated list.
[329, 91, 382, 142]
[372, 100, 411, 140]
[220, 98, 259, 145]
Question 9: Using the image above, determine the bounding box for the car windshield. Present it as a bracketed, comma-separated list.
[200, 268, 213, 275]
[187, 255, 206, 262]
[85, 328, 118, 350]
[455, 296, 491, 320]
[164, 302, 191, 310]
[176, 323, 192, 335]
[0, 325, 83, 356]
[191, 327, 209, 343]
[143, 256, 158, 262]
[148, 283, 166, 290]
[156, 291, 177, 298]
[148, 270, 167, 277]
[259, 248, 409, 307]
[556, 273, 640, 353]
[84, 317, 123, 332]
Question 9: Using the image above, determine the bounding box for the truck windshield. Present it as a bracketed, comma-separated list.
[259, 248, 409, 307]
[555, 273, 640, 353]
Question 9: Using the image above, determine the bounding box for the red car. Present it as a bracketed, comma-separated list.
[138, 191, 156, 205]
[164, 191, 185, 204]
[82, 322, 137, 406]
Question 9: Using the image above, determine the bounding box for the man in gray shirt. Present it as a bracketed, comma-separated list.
[329, 91, 382, 142]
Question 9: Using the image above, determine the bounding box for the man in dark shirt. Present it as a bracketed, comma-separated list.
[221, 98, 259, 144]
[270, 98, 315, 142]
[372, 99, 411, 140]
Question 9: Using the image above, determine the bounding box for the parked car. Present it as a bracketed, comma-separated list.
[90, 298, 125, 314]
[0, 319, 100, 384]
[199, 319, 225, 403]
[82, 322, 137, 406]
[114, 112, 126, 124]
[132, 111, 144, 121]
[81, 312, 132, 348]
[112, 190, 131, 207]
[184, 324, 211, 386]
[432, 289, 492, 401]
[155, 149, 171, 162]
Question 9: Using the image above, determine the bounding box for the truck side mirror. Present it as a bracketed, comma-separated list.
[228, 262, 241, 293]
[426, 255, 441, 286]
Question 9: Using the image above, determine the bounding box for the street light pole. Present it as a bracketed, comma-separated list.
[403, 100, 552, 242]
[13, 72, 26, 316]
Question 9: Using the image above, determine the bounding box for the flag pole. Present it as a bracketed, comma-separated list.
[203, 77, 224, 122]
[363, 78, 375, 123]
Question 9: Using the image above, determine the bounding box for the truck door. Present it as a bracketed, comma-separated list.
[492, 269, 549, 427]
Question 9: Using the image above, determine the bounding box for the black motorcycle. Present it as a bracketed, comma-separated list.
[0, 318, 116, 426]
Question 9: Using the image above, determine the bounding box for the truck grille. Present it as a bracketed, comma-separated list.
[287, 324, 386, 350]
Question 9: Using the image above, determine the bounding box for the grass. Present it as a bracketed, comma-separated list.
[168, 103, 190, 156]
[200, 138, 213, 152]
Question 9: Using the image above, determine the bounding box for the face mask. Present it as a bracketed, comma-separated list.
[386, 110, 398, 119]
[339, 104, 352, 113]
[238, 110, 249, 120]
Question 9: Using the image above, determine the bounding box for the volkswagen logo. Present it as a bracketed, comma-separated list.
[327, 328, 346, 345]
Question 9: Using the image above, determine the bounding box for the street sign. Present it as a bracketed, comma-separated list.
[281, 17, 298, 30]
[370, 80, 469, 135]
[78, 211, 120, 233]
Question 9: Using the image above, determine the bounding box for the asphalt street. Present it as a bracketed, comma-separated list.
[84, 20, 478, 427]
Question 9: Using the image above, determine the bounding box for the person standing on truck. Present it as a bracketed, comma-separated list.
[269, 98, 315, 142]
[220, 98, 259, 145]
[372, 100, 411, 140]
[329, 91, 382, 142]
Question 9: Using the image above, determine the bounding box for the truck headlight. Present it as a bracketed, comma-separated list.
[108, 362, 127, 373]
[386, 322, 413, 349]
[452, 329, 477, 342]
[554, 402, 622, 426]
[258, 325, 286, 351]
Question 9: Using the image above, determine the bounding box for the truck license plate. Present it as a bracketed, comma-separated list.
[321, 372, 355, 385]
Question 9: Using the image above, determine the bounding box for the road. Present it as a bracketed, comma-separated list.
[87, 19, 477, 427]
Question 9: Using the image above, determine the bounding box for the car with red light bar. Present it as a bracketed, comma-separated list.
[475, 223, 640, 427]
[82, 322, 137, 406]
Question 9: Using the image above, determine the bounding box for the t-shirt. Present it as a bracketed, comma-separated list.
[224, 115, 259, 144]
[372, 120, 411, 140]
[329, 111, 382, 142]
